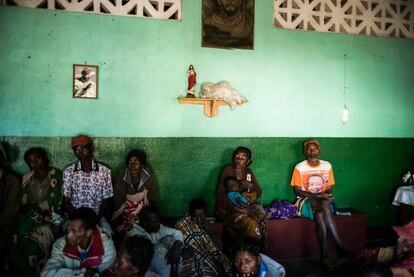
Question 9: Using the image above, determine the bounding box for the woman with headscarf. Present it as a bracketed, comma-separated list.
[112, 149, 158, 242]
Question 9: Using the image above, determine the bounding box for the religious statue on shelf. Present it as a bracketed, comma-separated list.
[186, 65, 196, 98]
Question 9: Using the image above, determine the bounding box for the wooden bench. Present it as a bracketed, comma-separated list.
[211, 213, 366, 260]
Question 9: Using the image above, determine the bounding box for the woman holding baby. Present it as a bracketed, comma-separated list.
[216, 146, 266, 250]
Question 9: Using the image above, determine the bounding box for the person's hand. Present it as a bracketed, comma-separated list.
[403, 171, 412, 183]
[131, 201, 144, 215]
[247, 205, 257, 215]
[181, 247, 193, 260]
[27, 204, 39, 211]
[232, 204, 254, 216]
[316, 193, 333, 200]
[42, 210, 52, 222]
[100, 267, 115, 277]
[240, 180, 254, 191]
[165, 241, 183, 264]
[85, 267, 98, 277]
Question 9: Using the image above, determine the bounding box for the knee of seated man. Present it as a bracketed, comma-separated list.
[320, 199, 332, 210]
[313, 197, 330, 209]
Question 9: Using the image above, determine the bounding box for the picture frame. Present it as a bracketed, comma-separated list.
[73, 64, 98, 99]
[202, 0, 254, 50]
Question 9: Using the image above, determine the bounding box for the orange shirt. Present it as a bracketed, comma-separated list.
[290, 160, 335, 194]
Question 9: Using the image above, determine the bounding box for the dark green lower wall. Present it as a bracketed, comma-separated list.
[2, 136, 414, 227]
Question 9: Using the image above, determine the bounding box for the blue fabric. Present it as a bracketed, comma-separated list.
[258, 261, 268, 277]
[78, 250, 90, 261]
[227, 192, 249, 208]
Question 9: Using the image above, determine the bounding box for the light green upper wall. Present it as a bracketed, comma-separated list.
[1, 1, 414, 137]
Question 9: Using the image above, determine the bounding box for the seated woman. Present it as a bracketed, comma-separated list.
[216, 147, 265, 245]
[112, 149, 158, 241]
[175, 198, 232, 276]
[9, 147, 63, 276]
[230, 237, 285, 277]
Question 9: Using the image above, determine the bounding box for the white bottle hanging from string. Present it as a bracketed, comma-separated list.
[342, 54, 350, 124]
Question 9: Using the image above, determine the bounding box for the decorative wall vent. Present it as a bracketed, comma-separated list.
[274, 0, 414, 39]
[1, 0, 182, 20]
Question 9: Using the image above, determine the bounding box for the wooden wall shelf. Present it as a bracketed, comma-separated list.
[177, 97, 245, 118]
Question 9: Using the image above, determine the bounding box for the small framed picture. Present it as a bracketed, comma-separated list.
[73, 64, 98, 99]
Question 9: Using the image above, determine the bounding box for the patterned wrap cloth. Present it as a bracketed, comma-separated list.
[356, 246, 414, 277]
[175, 216, 232, 277]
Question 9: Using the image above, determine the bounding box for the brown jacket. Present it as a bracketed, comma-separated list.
[112, 167, 158, 216]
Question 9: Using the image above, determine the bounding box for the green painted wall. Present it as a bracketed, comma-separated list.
[1, 1, 414, 227]
[1, 1, 414, 137]
[2, 136, 414, 227]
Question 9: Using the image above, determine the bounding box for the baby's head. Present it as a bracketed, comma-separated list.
[307, 174, 324, 194]
[224, 176, 240, 193]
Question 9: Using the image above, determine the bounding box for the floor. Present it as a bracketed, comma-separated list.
[279, 226, 398, 277]
[281, 257, 328, 277]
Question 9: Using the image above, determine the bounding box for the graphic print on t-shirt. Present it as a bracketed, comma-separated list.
[290, 160, 335, 193]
